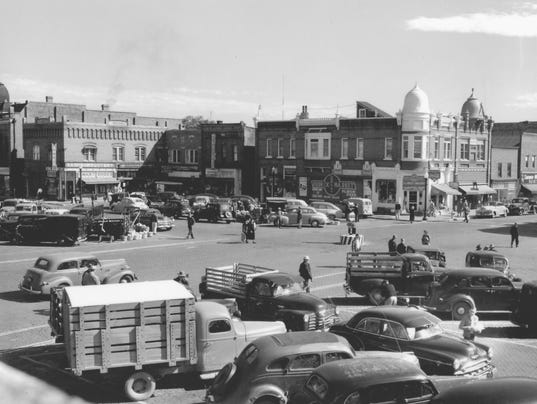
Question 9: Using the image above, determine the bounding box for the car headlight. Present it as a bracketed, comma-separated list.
[303, 314, 310, 323]
[453, 359, 462, 370]
[487, 347, 493, 359]
[335, 307, 340, 316]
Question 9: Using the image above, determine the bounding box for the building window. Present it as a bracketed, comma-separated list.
[507, 162, 512, 177]
[384, 138, 393, 160]
[221, 144, 227, 160]
[290, 137, 296, 158]
[341, 138, 349, 159]
[443, 139, 452, 159]
[134, 146, 146, 162]
[186, 149, 199, 164]
[402, 136, 409, 159]
[477, 140, 486, 161]
[525, 155, 529, 168]
[112, 146, 125, 162]
[233, 145, 239, 161]
[413, 136, 422, 159]
[533, 155, 536, 168]
[433, 138, 439, 160]
[497, 163, 502, 178]
[356, 138, 364, 159]
[277, 138, 284, 157]
[82, 146, 96, 162]
[169, 149, 180, 163]
[305, 133, 331, 160]
[266, 138, 272, 157]
[376, 179, 396, 204]
[460, 140, 470, 160]
[32, 144, 40, 160]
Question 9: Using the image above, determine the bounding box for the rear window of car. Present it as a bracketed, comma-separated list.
[34, 258, 49, 270]
[290, 354, 320, 370]
[238, 343, 259, 365]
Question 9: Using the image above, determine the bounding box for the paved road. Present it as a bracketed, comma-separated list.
[1, 213, 537, 402]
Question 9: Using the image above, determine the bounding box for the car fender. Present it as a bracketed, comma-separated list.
[45, 277, 74, 293]
[102, 268, 136, 284]
[274, 309, 312, 330]
[249, 383, 288, 404]
[354, 278, 385, 295]
[441, 293, 476, 312]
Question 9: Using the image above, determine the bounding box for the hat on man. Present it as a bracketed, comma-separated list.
[178, 271, 188, 277]
[303, 256, 310, 261]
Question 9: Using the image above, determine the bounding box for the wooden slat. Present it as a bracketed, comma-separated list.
[74, 324, 186, 347]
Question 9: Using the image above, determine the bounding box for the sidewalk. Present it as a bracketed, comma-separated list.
[369, 210, 477, 223]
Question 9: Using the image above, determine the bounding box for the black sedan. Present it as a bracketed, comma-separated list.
[330, 306, 494, 378]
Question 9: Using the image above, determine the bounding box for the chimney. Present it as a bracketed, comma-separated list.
[45, 96, 53, 103]
[217, 120, 223, 124]
[101, 104, 110, 111]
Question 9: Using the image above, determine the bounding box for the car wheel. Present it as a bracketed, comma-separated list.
[328, 214, 336, 221]
[120, 275, 134, 283]
[124, 371, 156, 401]
[368, 287, 384, 305]
[254, 397, 280, 404]
[452, 301, 471, 320]
[211, 363, 236, 396]
[311, 220, 320, 228]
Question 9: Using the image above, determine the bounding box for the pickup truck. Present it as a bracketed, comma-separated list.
[345, 251, 441, 305]
[199, 263, 339, 331]
[48, 280, 286, 401]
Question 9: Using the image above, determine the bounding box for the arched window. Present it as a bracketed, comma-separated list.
[32, 144, 40, 160]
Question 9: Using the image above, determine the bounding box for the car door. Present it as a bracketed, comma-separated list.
[375, 320, 409, 353]
[247, 279, 276, 320]
[353, 317, 383, 350]
[469, 276, 494, 309]
[286, 208, 298, 225]
[490, 276, 518, 311]
[403, 259, 435, 296]
[199, 318, 238, 372]
[283, 353, 322, 397]
[56, 260, 81, 285]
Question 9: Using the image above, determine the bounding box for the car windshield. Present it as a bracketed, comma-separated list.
[3, 200, 18, 207]
[34, 258, 50, 270]
[406, 321, 443, 340]
[273, 281, 304, 296]
[16, 205, 33, 211]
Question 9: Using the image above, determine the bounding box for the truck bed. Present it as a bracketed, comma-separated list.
[347, 252, 404, 275]
[205, 263, 278, 299]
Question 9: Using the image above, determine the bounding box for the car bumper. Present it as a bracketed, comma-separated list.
[19, 283, 44, 295]
[455, 363, 495, 378]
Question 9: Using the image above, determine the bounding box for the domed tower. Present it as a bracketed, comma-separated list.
[460, 89, 487, 132]
[0, 82, 10, 115]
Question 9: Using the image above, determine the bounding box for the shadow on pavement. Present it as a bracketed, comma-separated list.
[0, 290, 45, 303]
[479, 325, 537, 339]
[479, 221, 537, 238]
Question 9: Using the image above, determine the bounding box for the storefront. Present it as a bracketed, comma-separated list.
[204, 168, 240, 196]
[58, 162, 118, 200]
[458, 184, 497, 208]
[520, 183, 537, 199]
[430, 182, 461, 210]
[492, 181, 517, 202]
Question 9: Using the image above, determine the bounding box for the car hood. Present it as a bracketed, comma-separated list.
[411, 332, 488, 362]
[234, 320, 287, 343]
[273, 293, 332, 312]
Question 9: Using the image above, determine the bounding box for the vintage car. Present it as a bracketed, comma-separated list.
[464, 250, 519, 281]
[309, 201, 345, 220]
[268, 207, 328, 227]
[158, 198, 191, 218]
[19, 253, 136, 295]
[407, 245, 447, 268]
[193, 198, 234, 223]
[15, 214, 89, 246]
[475, 201, 509, 218]
[0, 212, 31, 241]
[15, 202, 46, 214]
[108, 192, 129, 209]
[510, 281, 537, 330]
[0, 198, 28, 214]
[111, 197, 148, 213]
[137, 210, 174, 231]
[156, 191, 182, 202]
[426, 268, 521, 319]
[206, 331, 358, 404]
[342, 197, 374, 218]
[146, 195, 165, 209]
[508, 197, 531, 215]
[69, 204, 105, 219]
[329, 306, 494, 377]
[189, 194, 218, 209]
[430, 377, 537, 404]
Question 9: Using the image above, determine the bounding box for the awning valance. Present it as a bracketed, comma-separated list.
[82, 177, 119, 185]
[431, 183, 461, 195]
[459, 185, 497, 195]
[521, 183, 537, 194]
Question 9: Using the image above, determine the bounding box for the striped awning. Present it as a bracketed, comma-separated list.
[431, 183, 461, 195]
[459, 185, 497, 195]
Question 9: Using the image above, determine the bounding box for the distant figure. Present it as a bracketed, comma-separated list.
[476, 244, 482, 251]
[36, 188, 43, 200]
[459, 307, 483, 341]
[347, 220, 357, 235]
[297, 207, 303, 229]
[463, 200, 470, 223]
[351, 234, 364, 252]
[396, 238, 407, 255]
[81, 264, 100, 286]
[174, 271, 195, 297]
[353, 205, 360, 222]
[277, 207, 283, 228]
[409, 206, 415, 223]
[186, 213, 195, 239]
[299, 256, 313, 293]
[394, 202, 401, 220]
[381, 280, 397, 305]
[388, 235, 397, 253]
[510, 223, 519, 248]
[421, 230, 431, 246]
[246, 217, 256, 243]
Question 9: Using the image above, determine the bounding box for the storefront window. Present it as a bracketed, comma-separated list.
[376, 180, 396, 203]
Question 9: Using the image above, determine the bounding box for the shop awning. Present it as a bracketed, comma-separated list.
[521, 183, 537, 194]
[156, 181, 183, 186]
[82, 177, 119, 185]
[459, 185, 497, 195]
[0, 167, 9, 176]
[431, 183, 461, 195]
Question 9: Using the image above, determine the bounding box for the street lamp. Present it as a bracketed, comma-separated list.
[423, 172, 428, 221]
[271, 166, 277, 197]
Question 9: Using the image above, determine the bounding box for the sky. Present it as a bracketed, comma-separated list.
[1, 0, 537, 124]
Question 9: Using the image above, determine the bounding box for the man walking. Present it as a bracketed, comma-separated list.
[409, 206, 415, 223]
[82, 263, 100, 286]
[463, 200, 470, 223]
[510, 222, 519, 248]
[421, 230, 431, 246]
[388, 235, 397, 253]
[396, 238, 408, 254]
[394, 201, 401, 220]
[297, 206, 303, 229]
[381, 280, 397, 305]
[186, 213, 195, 239]
[299, 256, 312, 293]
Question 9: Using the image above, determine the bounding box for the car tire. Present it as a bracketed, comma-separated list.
[254, 397, 280, 404]
[452, 301, 471, 320]
[368, 287, 384, 305]
[211, 362, 236, 396]
[120, 275, 134, 283]
[124, 371, 156, 401]
[311, 220, 320, 228]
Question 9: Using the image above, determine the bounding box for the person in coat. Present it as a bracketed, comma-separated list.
[381, 280, 397, 305]
[299, 256, 313, 293]
[82, 264, 100, 286]
[421, 230, 431, 246]
[510, 222, 519, 248]
[246, 217, 256, 243]
[186, 213, 195, 239]
[394, 202, 401, 220]
[409, 205, 415, 223]
[396, 238, 408, 254]
[388, 235, 397, 253]
[296, 207, 303, 229]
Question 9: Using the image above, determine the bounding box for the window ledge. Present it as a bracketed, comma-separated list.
[289, 156, 296, 160]
[354, 157, 364, 160]
[340, 157, 349, 160]
[277, 156, 284, 159]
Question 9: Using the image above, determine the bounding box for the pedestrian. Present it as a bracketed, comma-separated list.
[421, 230, 431, 246]
[297, 206, 303, 229]
[458, 307, 483, 341]
[299, 256, 313, 293]
[381, 280, 397, 305]
[353, 204, 360, 222]
[174, 270, 195, 296]
[277, 207, 283, 228]
[241, 217, 248, 243]
[394, 201, 401, 220]
[347, 220, 357, 235]
[463, 200, 470, 223]
[186, 212, 195, 239]
[510, 223, 519, 248]
[409, 205, 415, 223]
[81, 264, 100, 286]
[388, 235, 397, 253]
[396, 238, 407, 254]
[246, 217, 256, 243]
[476, 244, 482, 251]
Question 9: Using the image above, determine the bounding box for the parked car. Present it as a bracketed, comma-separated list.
[475, 201, 509, 218]
[156, 191, 181, 202]
[69, 204, 105, 219]
[111, 197, 148, 213]
[206, 331, 358, 404]
[0, 212, 30, 241]
[309, 201, 345, 220]
[0, 198, 28, 214]
[508, 197, 531, 215]
[137, 210, 174, 231]
[129, 192, 149, 204]
[510, 280, 537, 330]
[15, 202, 45, 214]
[464, 250, 517, 280]
[268, 207, 328, 227]
[430, 377, 537, 404]
[230, 195, 259, 211]
[193, 198, 234, 223]
[189, 194, 218, 209]
[407, 246, 447, 268]
[265, 197, 308, 210]
[146, 195, 165, 209]
[342, 197, 373, 218]
[109, 192, 129, 209]
[329, 306, 494, 377]
[14, 214, 89, 246]
[158, 198, 191, 218]
[19, 253, 136, 295]
[426, 268, 521, 319]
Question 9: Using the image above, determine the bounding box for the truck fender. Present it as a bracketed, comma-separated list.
[355, 278, 385, 296]
[249, 384, 288, 404]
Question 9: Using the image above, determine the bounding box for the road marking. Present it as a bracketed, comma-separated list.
[311, 282, 344, 292]
[316, 271, 345, 279]
[0, 324, 48, 337]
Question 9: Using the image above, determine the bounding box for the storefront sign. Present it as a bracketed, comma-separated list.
[299, 177, 308, 197]
[205, 168, 236, 178]
[311, 180, 324, 198]
[403, 174, 426, 189]
[340, 181, 357, 198]
[46, 167, 58, 178]
[323, 174, 341, 196]
[428, 170, 441, 181]
[169, 171, 201, 178]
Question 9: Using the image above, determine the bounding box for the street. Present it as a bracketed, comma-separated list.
[1, 214, 537, 403]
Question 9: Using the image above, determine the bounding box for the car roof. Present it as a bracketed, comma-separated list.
[445, 268, 509, 277]
[35, 252, 98, 264]
[353, 306, 441, 327]
[431, 377, 537, 403]
[312, 357, 427, 392]
[466, 251, 505, 258]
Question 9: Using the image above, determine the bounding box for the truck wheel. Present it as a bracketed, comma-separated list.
[368, 288, 384, 305]
[120, 275, 134, 283]
[124, 371, 156, 401]
[452, 301, 471, 320]
[311, 220, 320, 228]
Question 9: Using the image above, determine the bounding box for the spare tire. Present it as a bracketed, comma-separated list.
[210, 362, 237, 396]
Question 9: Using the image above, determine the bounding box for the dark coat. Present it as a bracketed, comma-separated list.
[510, 225, 519, 237]
[396, 242, 407, 254]
[299, 261, 312, 281]
[388, 238, 397, 252]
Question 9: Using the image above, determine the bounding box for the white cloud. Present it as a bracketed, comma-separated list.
[507, 93, 537, 108]
[407, 8, 537, 37]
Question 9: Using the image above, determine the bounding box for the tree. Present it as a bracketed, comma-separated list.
[182, 115, 210, 129]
